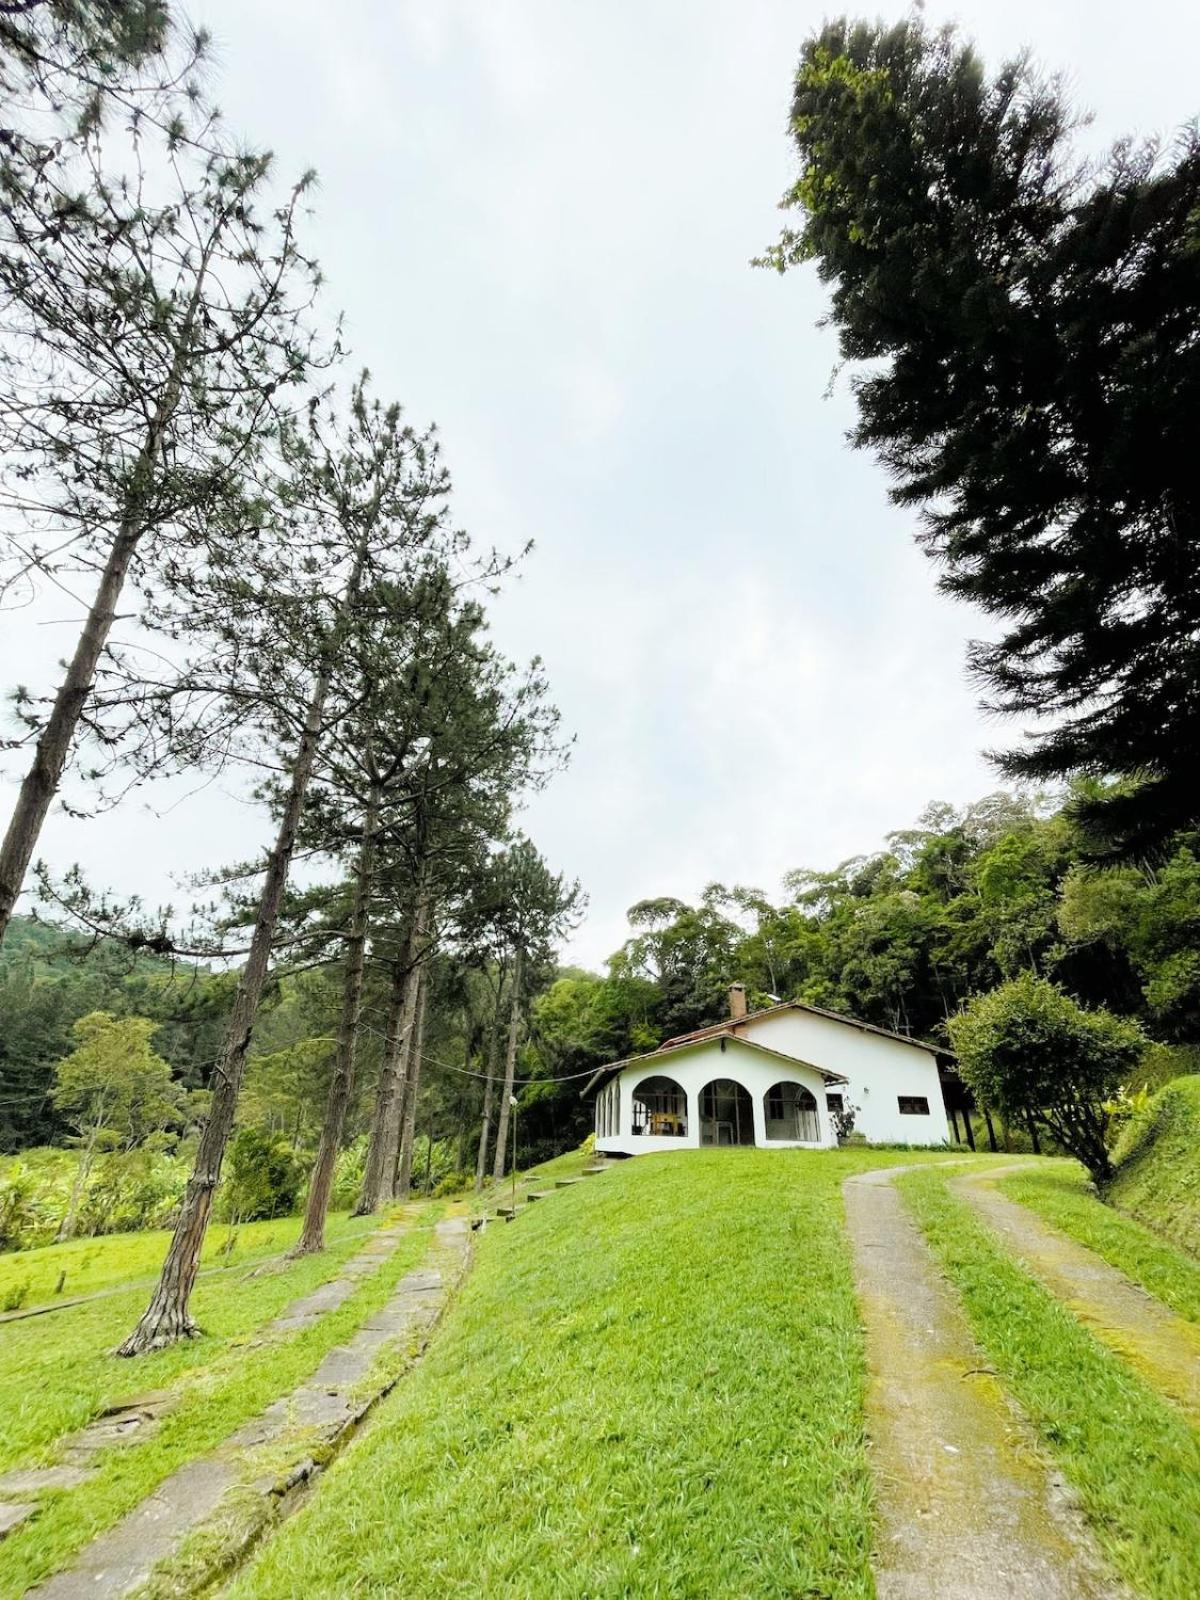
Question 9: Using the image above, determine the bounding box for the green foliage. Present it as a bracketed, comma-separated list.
[221, 1129, 305, 1222]
[950, 974, 1145, 1181]
[53, 1012, 183, 1151]
[1109, 1077, 1200, 1256]
[771, 16, 1200, 856]
[0, 918, 233, 1151]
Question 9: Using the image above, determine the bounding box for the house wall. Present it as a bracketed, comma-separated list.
[594, 1039, 837, 1156]
[743, 1010, 950, 1145]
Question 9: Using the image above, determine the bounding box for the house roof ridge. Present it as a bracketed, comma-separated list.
[660, 999, 942, 1055]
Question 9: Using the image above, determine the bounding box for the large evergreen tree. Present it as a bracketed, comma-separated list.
[766, 18, 1200, 856]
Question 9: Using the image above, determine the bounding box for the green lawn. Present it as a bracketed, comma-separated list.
[226, 1148, 965, 1600]
[0, 1203, 439, 1599]
[0, 1208, 375, 1311]
[999, 1162, 1200, 1324]
[898, 1168, 1200, 1600]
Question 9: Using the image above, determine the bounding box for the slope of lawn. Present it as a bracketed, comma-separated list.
[1108, 1076, 1200, 1256]
[226, 1147, 965, 1600]
[0, 1207, 375, 1311]
[898, 1168, 1200, 1600]
[999, 1161, 1200, 1324]
[0, 1204, 438, 1599]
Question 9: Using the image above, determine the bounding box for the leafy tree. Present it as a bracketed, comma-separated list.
[949, 974, 1145, 1182]
[767, 17, 1200, 855]
[52, 1011, 181, 1238]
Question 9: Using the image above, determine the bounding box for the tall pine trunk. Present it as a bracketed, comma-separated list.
[292, 776, 381, 1256]
[355, 870, 430, 1214]
[116, 521, 373, 1356]
[491, 944, 523, 1182]
[116, 664, 337, 1354]
[394, 965, 428, 1199]
[474, 973, 505, 1192]
[354, 958, 407, 1214]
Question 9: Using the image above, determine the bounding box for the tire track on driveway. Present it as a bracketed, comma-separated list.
[844, 1165, 1123, 1600]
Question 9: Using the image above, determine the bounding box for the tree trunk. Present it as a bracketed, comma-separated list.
[474, 974, 505, 1192]
[0, 243, 215, 953]
[423, 1100, 435, 1195]
[354, 959, 407, 1215]
[0, 525, 144, 945]
[115, 522, 373, 1354]
[395, 966, 428, 1199]
[492, 944, 523, 1183]
[292, 776, 381, 1256]
[982, 1105, 999, 1152]
[57, 1126, 100, 1243]
[355, 872, 430, 1214]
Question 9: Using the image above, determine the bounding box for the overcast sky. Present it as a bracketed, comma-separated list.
[3, 0, 1197, 970]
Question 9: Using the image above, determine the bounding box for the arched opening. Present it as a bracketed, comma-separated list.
[763, 1081, 820, 1142]
[699, 1079, 754, 1146]
[631, 1075, 687, 1137]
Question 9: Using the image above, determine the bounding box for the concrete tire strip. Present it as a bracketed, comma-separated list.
[952, 1167, 1200, 1428]
[0, 1219, 412, 1544]
[844, 1167, 1124, 1600]
[22, 1214, 471, 1600]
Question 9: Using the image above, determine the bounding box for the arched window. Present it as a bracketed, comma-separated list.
[699, 1078, 754, 1146]
[631, 1075, 687, 1137]
[763, 1081, 820, 1142]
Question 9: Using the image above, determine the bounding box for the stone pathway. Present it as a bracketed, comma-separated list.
[0, 1217, 413, 1542]
[843, 1166, 1122, 1600]
[18, 1213, 470, 1600]
[952, 1168, 1200, 1428]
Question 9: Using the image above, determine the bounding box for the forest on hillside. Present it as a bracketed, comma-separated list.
[5, 780, 1198, 1248]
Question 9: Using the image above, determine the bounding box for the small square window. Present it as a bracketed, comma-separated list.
[826, 1093, 844, 1114]
[898, 1096, 930, 1116]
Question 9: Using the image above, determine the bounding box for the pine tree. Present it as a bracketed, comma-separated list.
[0, 42, 324, 945]
[115, 379, 452, 1352]
[766, 18, 1200, 856]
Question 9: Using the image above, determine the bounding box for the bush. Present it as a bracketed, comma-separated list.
[950, 974, 1145, 1184]
[78, 1147, 184, 1235]
[0, 1163, 47, 1251]
[330, 1137, 367, 1212]
[221, 1129, 305, 1222]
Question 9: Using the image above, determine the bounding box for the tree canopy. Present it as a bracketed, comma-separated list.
[766, 17, 1200, 857]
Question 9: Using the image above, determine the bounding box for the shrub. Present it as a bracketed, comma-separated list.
[0, 1164, 45, 1251]
[950, 974, 1146, 1184]
[330, 1136, 367, 1212]
[221, 1128, 305, 1222]
[78, 1148, 184, 1235]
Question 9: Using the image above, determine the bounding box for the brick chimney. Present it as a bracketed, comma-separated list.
[728, 983, 747, 1022]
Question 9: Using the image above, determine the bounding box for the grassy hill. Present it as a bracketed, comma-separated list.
[226, 1148, 957, 1600]
[1110, 1077, 1200, 1255]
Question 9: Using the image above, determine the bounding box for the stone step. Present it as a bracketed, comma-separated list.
[554, 1178, 582, 1188]
[526, 1191, 552, 1203]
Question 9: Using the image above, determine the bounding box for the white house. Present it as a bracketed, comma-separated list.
[584, 985, 951, 1154]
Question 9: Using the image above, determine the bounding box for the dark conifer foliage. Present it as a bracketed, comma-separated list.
[766, 18, 1200, 856]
